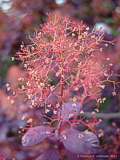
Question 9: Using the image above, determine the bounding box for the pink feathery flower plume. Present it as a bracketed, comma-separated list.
[17, 12, 106, 107]
[14, 12, 111, 157]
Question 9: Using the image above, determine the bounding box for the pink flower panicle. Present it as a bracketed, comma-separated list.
[14, 12, 115, 156]
[17, 12, 107, 110]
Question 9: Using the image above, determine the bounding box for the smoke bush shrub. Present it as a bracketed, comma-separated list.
[14, 12, 112, 159]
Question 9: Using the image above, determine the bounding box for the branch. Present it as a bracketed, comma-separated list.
[80, 112, 120, 119]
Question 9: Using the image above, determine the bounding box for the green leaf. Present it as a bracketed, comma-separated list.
[99, 98, 112, 112]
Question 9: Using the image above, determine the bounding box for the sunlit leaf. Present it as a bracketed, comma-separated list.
[61, 128, 99, 154]
[22, 126, 52, 147]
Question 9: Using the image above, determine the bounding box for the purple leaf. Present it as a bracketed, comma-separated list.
[65, 151, 81, 160]
[35, 149, 60, 160]
[61, 128, 99, 154]
[61, 102, 81, 120]
[46, 93, 59, 107]
[22, 126, 52, 147]
[84, 131, 100, 154]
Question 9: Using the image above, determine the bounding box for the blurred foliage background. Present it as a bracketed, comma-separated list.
[0, 0, 120, 159]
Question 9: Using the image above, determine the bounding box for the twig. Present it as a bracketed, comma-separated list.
[79, 112, 120, 119]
